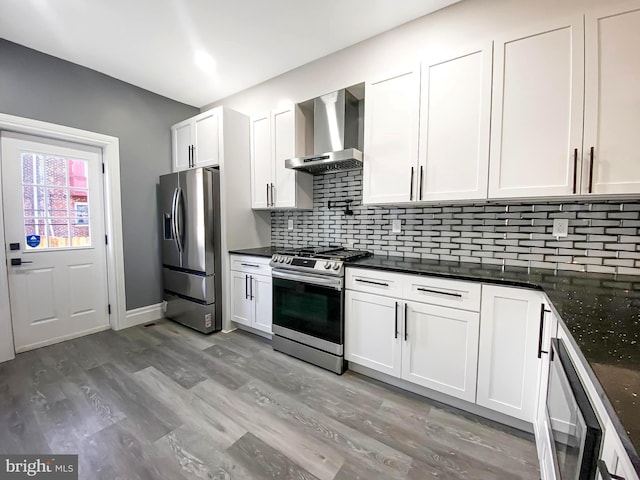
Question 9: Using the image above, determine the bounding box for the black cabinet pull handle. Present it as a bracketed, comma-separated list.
[394, 301, 399, 339]
[409, 167, 414, 201]
[245, 274, 249, 299]
[249, 275, 254, 300]
[588, 146, 595, 193]
[355, 278, 389, 287]
[404, 303, 408, 341]
[538, 304, 551, 358]
[419, 166, 424, 200]
[597, 460, 625, 480]
[241, 263, 260, 268]
[416, 287, 462, 298]
[266, 183, 270, 206]
[572, 148, 578, 194]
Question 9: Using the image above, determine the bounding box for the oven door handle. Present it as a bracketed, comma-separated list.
[272, 269, 343, 289]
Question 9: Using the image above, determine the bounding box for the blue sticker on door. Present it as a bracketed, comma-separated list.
[26, 235, 41, 248]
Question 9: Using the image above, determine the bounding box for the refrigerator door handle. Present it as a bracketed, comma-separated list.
[170, 187, 180, 251]
[174, 187, 185, 253]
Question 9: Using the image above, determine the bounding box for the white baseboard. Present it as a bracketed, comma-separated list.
[234, 323, 272, 340]
[120, 302, 164, 330]
[15, 324, 111, 354]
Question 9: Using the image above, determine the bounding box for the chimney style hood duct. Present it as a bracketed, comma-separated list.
[285, 89, 363, 175]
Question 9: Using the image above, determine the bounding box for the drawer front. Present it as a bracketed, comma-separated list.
[404, 276, 481, 311]
[230, 255, 272, 275]
[163, 267, 215, 303]
[346, 268, 404, 298]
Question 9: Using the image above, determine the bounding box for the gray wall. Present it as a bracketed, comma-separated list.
[0, 39, 199, 309]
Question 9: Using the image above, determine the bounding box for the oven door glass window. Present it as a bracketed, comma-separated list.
[272, 277, 343, 345]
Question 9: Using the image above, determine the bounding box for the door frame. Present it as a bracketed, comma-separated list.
[0, 113, 127, 362]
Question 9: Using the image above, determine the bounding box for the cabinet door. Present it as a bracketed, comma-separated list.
[489, 18, 584, 198]
[363, 66, 421, 205]
[172, 120, 192, 172]
[345, 290, 402, 378]
[538, 416, 559, 480]
[193, 109, 220, 167]
[534, 300, 558, 479]
[419, 43, 492, 201]
[272, 105, 308, 209]
[599, 419, 640, 480]
[402, 301, 479, 402]
[250, 113, 272, 209]
[252, 274, 272, 334]
[477, 285, 544, 422]
[534, 300, 557, 432]
[584, 2, 640, 195]
[230, 271, 252, 327]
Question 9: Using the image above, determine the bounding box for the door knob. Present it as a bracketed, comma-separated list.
[10, 258, 33, 266]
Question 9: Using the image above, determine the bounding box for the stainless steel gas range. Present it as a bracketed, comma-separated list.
[270, 247, 371, 374]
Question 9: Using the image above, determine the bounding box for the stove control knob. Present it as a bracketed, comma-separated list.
[332, 263, 341, 270]
[324, 261, 332, 269]
[285, 257, 292, 264]
[279, 256, 285, 263]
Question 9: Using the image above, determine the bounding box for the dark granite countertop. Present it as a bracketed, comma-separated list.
[349, 256, 640, 472]
[228, 246, 277, 258]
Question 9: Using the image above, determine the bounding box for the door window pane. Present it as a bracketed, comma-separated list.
[21, 153, 91, 249]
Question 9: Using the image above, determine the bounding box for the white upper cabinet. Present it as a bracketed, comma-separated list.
[250, 112, 272, 209]
[419, 43, 492, 201]
[272, 105, 308, 208]
[171, 109, 220, 172]
[172, 120, 192, 171]
[363, 66, 421, 205]
[250, 105, 312, 210]
[583, 2, 640, 195]
[193, 109, 220, 168]
[488, 18, 585, 198]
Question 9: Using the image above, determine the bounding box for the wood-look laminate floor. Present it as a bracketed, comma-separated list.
[0, 320, 540, 479]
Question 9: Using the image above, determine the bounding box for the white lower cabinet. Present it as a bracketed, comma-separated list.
[599, 418, 640, 480]
[477, 285, 545, 422]
[402, 301, 479, 402]
[533, 299, 558, 480]
[345, 291, 401, 378]
[345, 269, 480, 402]
[229, 255, 272, 334]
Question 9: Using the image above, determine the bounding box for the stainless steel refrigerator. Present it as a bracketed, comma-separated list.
[159, 167, 222, 333]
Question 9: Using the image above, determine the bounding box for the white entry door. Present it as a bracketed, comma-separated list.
[1, 132, 109, 352]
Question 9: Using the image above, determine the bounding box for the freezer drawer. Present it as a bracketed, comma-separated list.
[164, 293, 220, 334]
[163, 267, 215, 303]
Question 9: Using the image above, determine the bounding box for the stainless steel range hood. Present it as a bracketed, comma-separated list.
[285, 89, 362, 175]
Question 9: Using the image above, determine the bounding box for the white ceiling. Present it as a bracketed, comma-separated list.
[0, 0, 460, 107]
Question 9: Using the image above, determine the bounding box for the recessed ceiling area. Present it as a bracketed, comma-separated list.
[0, 0, 460, 107]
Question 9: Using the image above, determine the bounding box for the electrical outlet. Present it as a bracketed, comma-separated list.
[552, 218, 569, 237]
[287, 219, 294, 231]
[392, 219, 401, 233]
[346, 239, 356, 248]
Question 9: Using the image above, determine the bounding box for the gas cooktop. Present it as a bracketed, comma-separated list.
[276, 247, 372, 261]
[270, 247, 372, 276]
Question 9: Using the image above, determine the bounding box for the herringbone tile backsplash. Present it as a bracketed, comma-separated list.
[271, 170, 640, 274]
